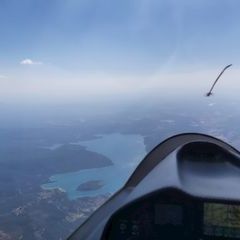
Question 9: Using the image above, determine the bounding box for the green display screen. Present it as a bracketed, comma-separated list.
[204, 203, 240, 238]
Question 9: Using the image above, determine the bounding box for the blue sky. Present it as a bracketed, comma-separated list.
[0, 0, 240, 103]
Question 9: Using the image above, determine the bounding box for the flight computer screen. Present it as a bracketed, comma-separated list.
[204, 203, 240, 238]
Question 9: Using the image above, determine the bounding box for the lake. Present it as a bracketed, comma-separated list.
[41, 133, 147, 199]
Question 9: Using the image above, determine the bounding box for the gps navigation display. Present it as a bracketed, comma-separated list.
[204, 203, 240, 238]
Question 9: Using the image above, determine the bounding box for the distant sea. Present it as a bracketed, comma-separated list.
[41, 133, 147, 199]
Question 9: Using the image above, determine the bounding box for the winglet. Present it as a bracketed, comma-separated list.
[225, 64, 233, 69]
[205, 64, 232, 97]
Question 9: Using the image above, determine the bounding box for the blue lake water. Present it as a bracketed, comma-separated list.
[41, 133, 147, 199]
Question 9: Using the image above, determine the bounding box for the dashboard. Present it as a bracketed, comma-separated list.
[102, 189, 240, 240]
[67, 133, 240, 240]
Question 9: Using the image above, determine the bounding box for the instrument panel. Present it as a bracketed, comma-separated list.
[102, 189, 240, 240]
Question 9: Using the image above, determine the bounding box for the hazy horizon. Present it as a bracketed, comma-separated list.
[1, 0, 240, 104]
